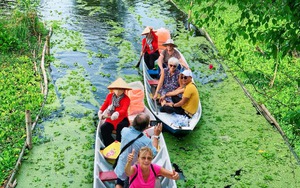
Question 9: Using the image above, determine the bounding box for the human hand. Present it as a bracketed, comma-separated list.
[127, 149, 135, 163]
[147, 26, 153, 30]
[171, 170, 179, 180]
[153, 93, 158, 100]
[111, 112, 119, 120]
[158, 96, 165, 103]
[154, 123, 162, 136]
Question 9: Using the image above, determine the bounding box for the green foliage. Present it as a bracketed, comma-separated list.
[0, 0, 47, 185]
[173, 0, 300, 156]
[0, 23, 20, 53]
[189, 0, 300, 58]
[285, 108, 300, 136]
[0, 58, 44, 185]
[0, 1, 46, 55]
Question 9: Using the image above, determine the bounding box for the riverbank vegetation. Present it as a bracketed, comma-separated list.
[0, 1, 47, 186]
[172, 0, 300, 157]
[1, 0, 299, 187]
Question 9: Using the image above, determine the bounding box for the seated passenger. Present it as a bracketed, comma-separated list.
[141, 26, 159, 70]
[159, 71, 185, 105]
[160, 70, 199, 118]
[97, 78, 131, 147]
[153, 57, 181, 106]
[157, 38, 189, 72]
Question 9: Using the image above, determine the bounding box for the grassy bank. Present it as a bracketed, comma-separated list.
[0, 2, 47, 186]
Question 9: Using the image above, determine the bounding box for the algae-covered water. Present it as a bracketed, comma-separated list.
[15, 0, 300, 187]
[165, 75, 300, 187]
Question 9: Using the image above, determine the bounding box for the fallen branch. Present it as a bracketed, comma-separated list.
[199, 27, 215, 46]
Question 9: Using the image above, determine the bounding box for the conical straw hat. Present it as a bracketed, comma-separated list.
[141, 26, 157, 35]
[107, 78, 132, 90]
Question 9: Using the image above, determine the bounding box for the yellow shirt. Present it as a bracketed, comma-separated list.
[182, 82, 199, 115]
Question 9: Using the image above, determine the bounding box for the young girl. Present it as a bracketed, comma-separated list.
[125, 147, 179, 188]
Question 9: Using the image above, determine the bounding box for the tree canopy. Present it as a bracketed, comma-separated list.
[193, 0, 300, 60]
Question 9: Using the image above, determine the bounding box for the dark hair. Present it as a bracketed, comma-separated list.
[132, 113, 150, 131]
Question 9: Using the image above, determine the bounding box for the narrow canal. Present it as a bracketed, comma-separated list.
[15, 0, 221, 187]
[12, 1, 300, 188]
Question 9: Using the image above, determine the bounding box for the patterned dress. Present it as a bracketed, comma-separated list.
[159, 68, 181, 102]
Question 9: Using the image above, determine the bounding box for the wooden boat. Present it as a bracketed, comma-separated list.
[140, 29, 202, 135]
[93, 81, 177, 188]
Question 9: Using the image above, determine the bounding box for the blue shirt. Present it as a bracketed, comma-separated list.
[114, 126, 157, 180]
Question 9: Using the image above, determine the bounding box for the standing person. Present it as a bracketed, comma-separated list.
[141, 26, 159, 69]
[125, 147, 180, 188]
[98, 78, 132, 147]
[160, 70, 199, 118]
[114, 113, 162, 188]
[153, 57, 181, 106]
[157, 38, 189, 72]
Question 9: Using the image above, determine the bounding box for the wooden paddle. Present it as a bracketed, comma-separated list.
[135, 53, 144, 68]
[135, 42, 147, 68]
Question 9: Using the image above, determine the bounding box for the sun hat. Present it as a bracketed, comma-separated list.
[181, 70, 193, 77]
[107, 78, 132, 90]
[141, 26, 157, 35]
[162, 39, 177, 47]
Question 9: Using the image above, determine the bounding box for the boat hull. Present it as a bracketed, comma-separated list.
[93, 81, 177, 188]
[141, 45, 202, 135]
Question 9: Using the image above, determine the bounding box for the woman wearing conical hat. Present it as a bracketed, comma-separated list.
[141, 26, 159, 69]
[98, 78, 132, 147]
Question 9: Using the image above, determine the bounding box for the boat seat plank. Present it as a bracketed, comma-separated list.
[147, 69, 160, 79]
[148, 79, 159, 86]
[99, 171, 117, 181]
